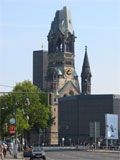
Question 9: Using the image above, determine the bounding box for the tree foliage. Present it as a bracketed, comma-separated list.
[0, 80, 54, 138]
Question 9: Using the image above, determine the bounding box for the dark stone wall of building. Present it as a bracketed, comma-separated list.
[33, 50, 48, 90]
[59, 96, 79, 145]
[113, 95, 120, 129]
[58, 94, 119, 145]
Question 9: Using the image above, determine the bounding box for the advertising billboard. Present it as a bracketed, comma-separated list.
[9, 125, 15, 134]
[105, 114, 118, 139]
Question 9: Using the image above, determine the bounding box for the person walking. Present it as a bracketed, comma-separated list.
[0, 144, 3, 160]
[2, 143, 7, 158]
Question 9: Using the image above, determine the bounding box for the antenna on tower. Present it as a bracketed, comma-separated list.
[85, 45, 87, 52]
[41, 40, 44, 49]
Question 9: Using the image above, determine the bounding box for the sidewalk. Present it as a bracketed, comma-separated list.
[87, 149, 120, 153]
[4, 151, 24, 160]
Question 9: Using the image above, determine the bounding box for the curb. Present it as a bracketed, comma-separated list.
[86, 149, 120, 153]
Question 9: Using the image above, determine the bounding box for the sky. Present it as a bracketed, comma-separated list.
[0, 0, 120, 94]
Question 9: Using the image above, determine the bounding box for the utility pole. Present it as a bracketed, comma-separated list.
[13, 100, 17, 158]
[0, 107, 1, 141]
[95, 122, 97, 149]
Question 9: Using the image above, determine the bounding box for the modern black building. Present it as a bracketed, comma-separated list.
[33, 50, 48, 91]
[58, 94, 120, 145]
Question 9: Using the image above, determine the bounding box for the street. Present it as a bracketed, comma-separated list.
[45, 150, 119, 160]
[4, 148, 120, 160]
[23, 149, 119, 160]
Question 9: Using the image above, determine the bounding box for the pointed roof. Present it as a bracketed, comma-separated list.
[83, 46, 90, 68]
[81, 46, 92, 76]
[58, 81, 80, 95]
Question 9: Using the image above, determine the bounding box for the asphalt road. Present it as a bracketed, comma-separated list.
[45, 150, 119, 160]
[23, 147, 120, 160]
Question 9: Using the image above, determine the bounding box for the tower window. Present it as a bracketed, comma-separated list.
[69, 90, 74, 96]
[69, 19, 71, 24]
[65, 61, 72, 65]
[61, 19, 64, 26]
[56, 38, 62, 52]
[63, 94, 68, 97]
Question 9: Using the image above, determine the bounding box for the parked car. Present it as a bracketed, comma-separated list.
[30, 147, 46, 160]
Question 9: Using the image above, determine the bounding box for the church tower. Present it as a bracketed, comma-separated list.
[46, 6, 80, 95]
[45, 6, 80, 144]
[81, 46, 92, 95]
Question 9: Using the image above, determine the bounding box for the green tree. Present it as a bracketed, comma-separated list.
[0, 94, 15, 137]
[0, 80, 54, 138]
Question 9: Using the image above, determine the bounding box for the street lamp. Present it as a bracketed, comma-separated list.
[0, 107, 2, 141]
[13, 100, 17, 159]
[13, 97, 30, 159]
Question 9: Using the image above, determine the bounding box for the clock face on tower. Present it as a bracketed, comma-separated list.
[65, 68, 73, 78]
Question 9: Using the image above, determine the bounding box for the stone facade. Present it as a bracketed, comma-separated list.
[44, 7, 80, 145]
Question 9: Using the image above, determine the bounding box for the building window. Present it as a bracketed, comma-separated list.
[69, 90, 74, 96]
[54, 108, 56, 111]
[61, 19, 64, 26]
[65, 61, 72, 65]
[63, 94, 68, 97]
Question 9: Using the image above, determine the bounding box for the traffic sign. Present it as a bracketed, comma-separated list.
[9, 125, 15, 134]
[10, 118, 15, 124]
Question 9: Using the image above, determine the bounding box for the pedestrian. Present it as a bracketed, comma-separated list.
[0, 144, 3, 160]
[7, 144, 11, 155]
[91, 144, 94, 150]
[26, 145, 32, 152]
[2, 143, 7, 158]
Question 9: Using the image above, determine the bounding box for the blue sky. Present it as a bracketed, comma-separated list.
[0, 0, 120, 94]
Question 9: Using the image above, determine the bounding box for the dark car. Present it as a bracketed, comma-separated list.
[23, 149, 32, 157]
[30, 147, 46, 160]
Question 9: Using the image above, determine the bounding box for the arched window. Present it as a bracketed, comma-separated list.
[63, 94, 68, 97]
[69, 90, 74, 96]
[61, 19, 64, 26]
[56, 38, 62, 52]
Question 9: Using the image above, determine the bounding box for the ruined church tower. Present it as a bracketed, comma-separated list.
[45, 6, 80, 144]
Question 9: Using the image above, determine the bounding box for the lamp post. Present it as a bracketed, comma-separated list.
[13, 100, 17, 158]
[0, 106, 1, 141]
[13, 96, 30, 159]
